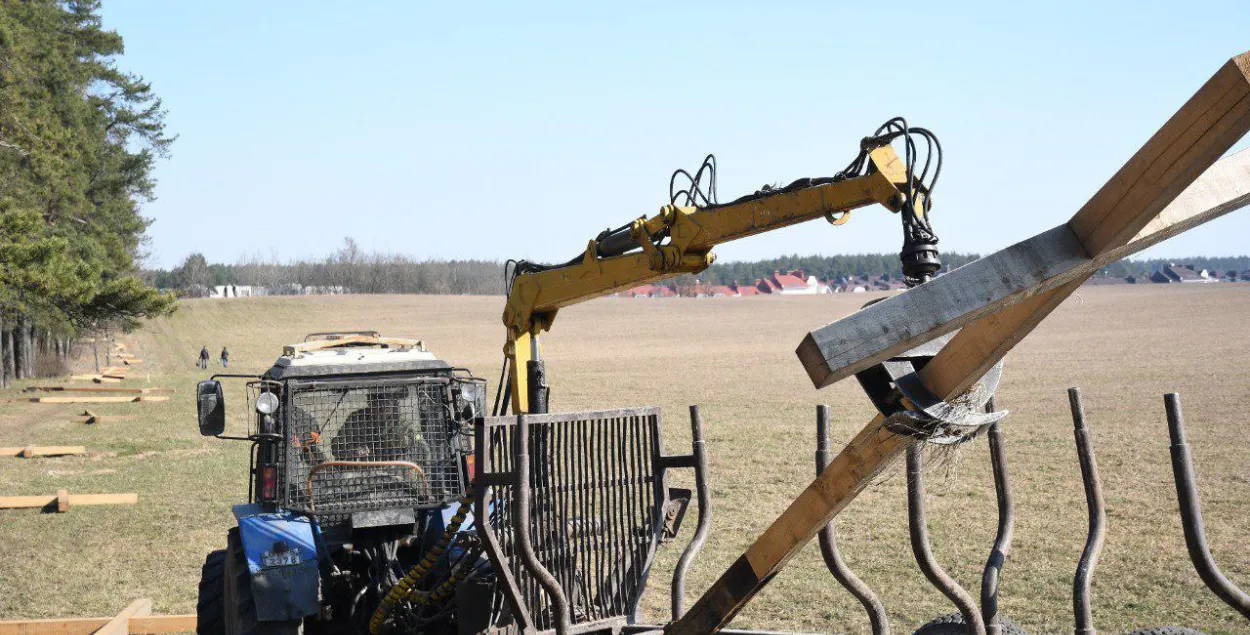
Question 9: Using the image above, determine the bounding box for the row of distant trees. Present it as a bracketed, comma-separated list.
[0, 1, 176, 387]
[150, 239, 1248, 298]
[150, 239, 504, 297]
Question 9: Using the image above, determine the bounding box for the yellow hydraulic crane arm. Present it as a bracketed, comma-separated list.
[501, 144, 919, 414]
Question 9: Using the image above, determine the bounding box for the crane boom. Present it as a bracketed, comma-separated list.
[500, 141, 926, 415]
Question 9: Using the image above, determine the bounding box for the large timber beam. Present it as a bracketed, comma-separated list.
[669, 50, 1250, 635]
[797, 144, 1250, 389]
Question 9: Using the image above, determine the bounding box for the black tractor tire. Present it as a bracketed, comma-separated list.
[913, 612, 1028, 635]
[1125, 628, 1209, 635]
[224, 528, 303, 635]
[197, 549, 227, 635]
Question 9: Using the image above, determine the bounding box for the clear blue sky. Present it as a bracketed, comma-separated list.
[100, 1, 1250, 269]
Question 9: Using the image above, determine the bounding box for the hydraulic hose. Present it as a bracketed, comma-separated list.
[368, 494, 475, 634]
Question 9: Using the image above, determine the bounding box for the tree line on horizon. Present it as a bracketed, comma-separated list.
[151, 238, 1250, 298]
[0, 1, 176, 387]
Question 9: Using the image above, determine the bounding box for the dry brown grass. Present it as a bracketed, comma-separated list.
[1, 285, 1247, 633]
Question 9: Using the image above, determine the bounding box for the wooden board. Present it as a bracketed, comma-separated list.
[95, 599, 151, 635]
[283, 334, 424, 356]
[30, 396, 167, 404]
[0, 614, 194, 635]
[27, 386, 173, 394]
[0, 446, 86, 458]
[0, 493, 138, 511]
[798, 145, 1250, 387]
[671, 50, 1250, 635]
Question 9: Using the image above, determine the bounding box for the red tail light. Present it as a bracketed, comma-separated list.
[261, 465, 278, 501]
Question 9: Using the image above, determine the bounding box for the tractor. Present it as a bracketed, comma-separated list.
[193, 331, 711, 635]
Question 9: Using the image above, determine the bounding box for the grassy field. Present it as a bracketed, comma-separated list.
[1, 286, 1247, 634]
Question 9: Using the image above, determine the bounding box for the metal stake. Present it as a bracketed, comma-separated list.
[673, 404, 713, 620]
[1069, 387, 1104, 635]
[980, 398, 1015, 635]
[907, 442, 986, 635]
[815, 405, 889, 635]
[1163, 393, 1250, 619]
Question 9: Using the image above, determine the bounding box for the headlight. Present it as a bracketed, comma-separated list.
[255, 392, 280, 415]
[454, 381, 483, 421]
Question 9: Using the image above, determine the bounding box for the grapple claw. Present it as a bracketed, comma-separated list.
[857, 332, 1006, 444]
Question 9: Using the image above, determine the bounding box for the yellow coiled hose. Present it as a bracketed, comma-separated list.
[368, 494, 474, 634]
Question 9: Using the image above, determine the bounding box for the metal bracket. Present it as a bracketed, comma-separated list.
[856, 332, 1007, 444]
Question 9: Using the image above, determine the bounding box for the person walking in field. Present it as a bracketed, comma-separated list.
[198, 345, 210, 369]
[220, 346, 230, 368]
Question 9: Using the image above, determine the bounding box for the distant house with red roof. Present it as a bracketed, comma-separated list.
[755, 270, 827, 295]
[731, 282, 761, 296]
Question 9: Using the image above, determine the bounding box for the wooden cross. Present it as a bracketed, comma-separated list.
[670, 51, 1250, 634]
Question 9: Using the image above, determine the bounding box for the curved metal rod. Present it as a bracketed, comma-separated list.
[815, 405, 889, 635]
[907, 442, 986, 635]
[1164, 393, 1250, 619]
[514, 414, 572, 635]
[673, 404, 713, 620]
[1068, 387, 1104, 635]
[980, 397, 1015, 635]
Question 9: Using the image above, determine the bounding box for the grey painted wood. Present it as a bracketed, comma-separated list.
[798, 147, 1250, 388]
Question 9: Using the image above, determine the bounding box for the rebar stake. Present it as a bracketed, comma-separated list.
[672, 404, 713, 620]
[980, 398, 1015, 635]
[816, 405, 889, 635]
[908, 442, 986, 635]
[1069, 387, 1104, 635]
[1163, 393, 1250, 620]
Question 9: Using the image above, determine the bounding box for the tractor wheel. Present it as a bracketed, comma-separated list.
[1125, 629, 1209, 635]
[224, 528, 302, 635]
[913, 612, 1028, 635]
[196, 549, 227, 635]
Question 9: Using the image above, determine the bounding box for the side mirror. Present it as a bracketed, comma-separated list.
[197, 380, 226, 436]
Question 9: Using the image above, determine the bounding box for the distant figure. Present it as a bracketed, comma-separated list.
[198, 346, 210, 369]
[220, 346, 230, 368]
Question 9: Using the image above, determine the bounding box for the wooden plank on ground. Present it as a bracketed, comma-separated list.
[0, 493, 138, 511]
[29, 396, 167, 404]
[671, 50, 1250, 635]
[126, 616, 197, 634]
[0, 446, 86, 458]
[0, 617, 111, 635]
[797, 144, 1250, 387]
[0, 615, 194, 635]
[95, 599, 152, 635]
[26, 386, 172, 394]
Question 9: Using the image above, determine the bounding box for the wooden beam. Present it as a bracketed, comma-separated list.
[26, 386, 172, 394]
[0, 493, 138, 511]
[671, 50, 1250, 635]
[0, 618, 110, 635]
[29, 396, 167, 404]
[95, 599, 151, 635]
[283, 334, 424, 356]
[0, 615, 194, 635]
[0, 446, 87, 458]
[797, 145, 1250, 388]
[126, 616, 197, 634]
